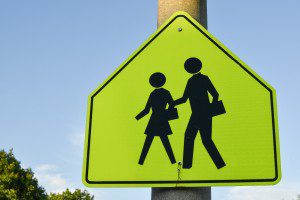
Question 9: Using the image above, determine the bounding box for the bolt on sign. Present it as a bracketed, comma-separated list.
[82, 12, 281, 187]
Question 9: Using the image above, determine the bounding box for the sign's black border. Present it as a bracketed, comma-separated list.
[85, 15, 279, 185]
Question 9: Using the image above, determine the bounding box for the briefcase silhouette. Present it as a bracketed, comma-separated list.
[166, 107, 179, 121]
[210, 100, 226, 117]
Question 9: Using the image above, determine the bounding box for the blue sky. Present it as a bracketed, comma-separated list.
[0, 0, 299, 199]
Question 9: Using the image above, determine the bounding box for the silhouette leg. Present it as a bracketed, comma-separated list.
[183, 118, 198, 169]
[138, 135, 154, 165]
[200, 119, 226, 169]
[160, 135, 176, 164]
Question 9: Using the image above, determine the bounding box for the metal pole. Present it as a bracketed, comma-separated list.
[152, 187, 211, 200]
[152, 0, 211, 200]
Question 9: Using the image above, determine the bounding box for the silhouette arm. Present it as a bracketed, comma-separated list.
[167, 91, 175, 108]
[173, 81, 189, 106]
[207, 77, 219, 102]
[173, 96, 188, 106]
[135, 97, 151, 120]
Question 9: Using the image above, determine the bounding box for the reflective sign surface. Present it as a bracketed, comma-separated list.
[83, 12, 281, 187]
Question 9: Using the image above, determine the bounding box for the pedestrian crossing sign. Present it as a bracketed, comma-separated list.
[82, 11, 281, 187]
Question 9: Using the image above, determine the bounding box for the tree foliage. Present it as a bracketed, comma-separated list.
[0, 149, 47, 200]
[0, 149, 94, 200]
[49, 189, 94, 200]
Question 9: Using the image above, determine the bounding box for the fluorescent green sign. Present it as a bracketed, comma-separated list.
[82, 12, 281, 187]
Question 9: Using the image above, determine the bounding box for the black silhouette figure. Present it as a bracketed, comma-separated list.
[135, 72, 176, 165]
[172, 57, 226, 169]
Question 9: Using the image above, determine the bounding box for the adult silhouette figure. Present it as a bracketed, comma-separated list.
[135, 72, 176, 165]
[172, 57, 226, 169]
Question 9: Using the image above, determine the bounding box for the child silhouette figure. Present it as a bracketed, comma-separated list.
[135, 72, 176, 165]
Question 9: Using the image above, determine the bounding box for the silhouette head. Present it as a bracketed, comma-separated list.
[184, 57, 202, 74]
[149, 72, 166, 88]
